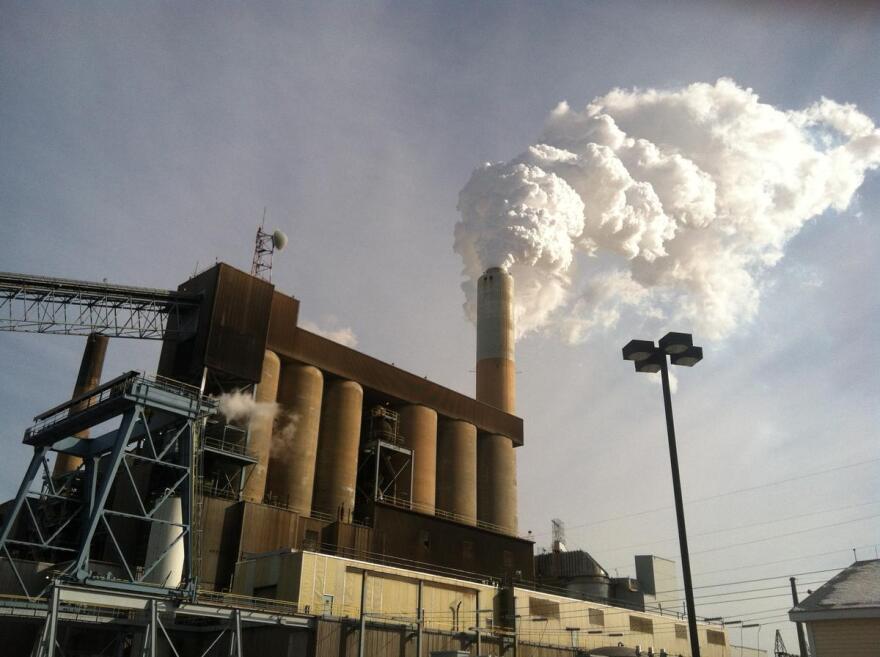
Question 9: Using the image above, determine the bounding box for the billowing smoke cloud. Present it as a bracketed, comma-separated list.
[215, 391, 278, 425]
[455, 79, 880, 342]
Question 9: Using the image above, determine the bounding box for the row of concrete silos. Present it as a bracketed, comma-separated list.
[240, 348, 516, 534]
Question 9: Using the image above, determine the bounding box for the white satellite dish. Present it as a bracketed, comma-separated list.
[272, 230, 288, 251]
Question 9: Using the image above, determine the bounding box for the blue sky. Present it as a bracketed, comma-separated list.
[2, 2, 879, 650]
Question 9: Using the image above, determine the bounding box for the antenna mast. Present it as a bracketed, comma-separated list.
[250, 209, 288, 282]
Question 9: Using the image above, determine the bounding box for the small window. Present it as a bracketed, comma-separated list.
[304, 530, 319, 550]
[569, 629, 579, 648]
[629, 616, 653, 634]
[706, 629, 725, 645]
[588, 608, 604, 627]
[322, 594, 334, 615]
[462, 540, 475, 560]
[419, 529, 431, 549]
[675, 624, 687, 639]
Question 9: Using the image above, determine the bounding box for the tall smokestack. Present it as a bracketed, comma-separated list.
[476, 267, 517, 534]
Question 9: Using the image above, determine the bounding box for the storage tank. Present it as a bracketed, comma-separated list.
[143, 496, 185, 588]
[312, 379, 363, 521]
[399, 404, 438, 515]
[266, 364, 324, 514]
[436, 419, 477, 526]
[241, 350, 281, 503]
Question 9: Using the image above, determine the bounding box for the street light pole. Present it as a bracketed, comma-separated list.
[658, 355, 701, 657]
[622, 332, 704, 657]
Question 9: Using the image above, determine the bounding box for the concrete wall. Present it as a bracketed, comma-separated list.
[807, 618, 880, 657]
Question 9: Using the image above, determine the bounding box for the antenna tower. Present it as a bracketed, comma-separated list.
[250, 209, 288, 282]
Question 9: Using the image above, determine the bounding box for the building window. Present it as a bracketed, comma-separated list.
[419, 529, 431, 550]
[322, 594, 334, 615]
[304, 529, 319, 550]
[588, 608, 604, 627]
[675, 624, 687, 639]
[629, 616, 653, 634]
[462, 540, 474, 560]
[502, 550, 514, 568]
[706, 629, 725, 645]
[529, 597, 560, 620]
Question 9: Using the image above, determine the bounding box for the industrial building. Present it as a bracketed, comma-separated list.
[0, 252, 732, 656]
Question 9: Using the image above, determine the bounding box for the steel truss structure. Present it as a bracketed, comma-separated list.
[0, 272, 201, 339]
[0, 371, 216, 601]
[3, 583, 311, 657]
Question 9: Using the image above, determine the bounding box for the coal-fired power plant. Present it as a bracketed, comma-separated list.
[0, 262, 732, 656]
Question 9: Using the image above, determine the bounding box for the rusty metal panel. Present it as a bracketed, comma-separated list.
[158, 265, 219, 384]
[269, 328, 524, 445]
[198, 496, 237, 590]
[370, 503, 534, 580]
[239, 501, 301, 557]
[204, 264, 275, 382]
[267, 290, 300, 348]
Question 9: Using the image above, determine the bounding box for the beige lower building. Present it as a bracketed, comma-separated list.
[789, 559, 880, 657]
[233, 549, 732, 656]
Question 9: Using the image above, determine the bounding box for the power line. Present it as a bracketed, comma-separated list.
[529, 455, 880, 539]
[586, 498, 880, 555]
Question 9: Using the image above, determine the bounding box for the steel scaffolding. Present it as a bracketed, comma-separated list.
[0, 371, 216, 601]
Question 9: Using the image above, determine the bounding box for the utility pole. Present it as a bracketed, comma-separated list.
[359, 571, 368, 657]
[789, 577, 809, 657]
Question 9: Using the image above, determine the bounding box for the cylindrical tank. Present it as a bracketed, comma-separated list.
[475, 267, 518, 535]
[241, 350, 281, 504]
[54, 333, 110, 476]
[266, 364, 324, 515]
[477, 432, 518, 534]
[143, 496, 184, 588]
[312, 379, 364, 521]
[435, 419, 477, 526]
[399, 405, 437, 514]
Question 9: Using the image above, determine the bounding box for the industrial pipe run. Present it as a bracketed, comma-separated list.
[475, 268, 518, 534]
[53, 333, 109, 476]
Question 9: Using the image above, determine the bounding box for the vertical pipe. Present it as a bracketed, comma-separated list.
[266, 364, 324, 514]
[54, 333, 109, 476]
[312, 380, 364, 521]
[435, 420, 477, 526]
[475, 268, 518, 535]
[790, 577, 809, 657]
[399, 405, 438, 514]
[241, 350, 281, 504]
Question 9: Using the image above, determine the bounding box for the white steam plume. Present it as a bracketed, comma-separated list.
[215, 391, 278, 425]
[455, 79, 880, 342]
